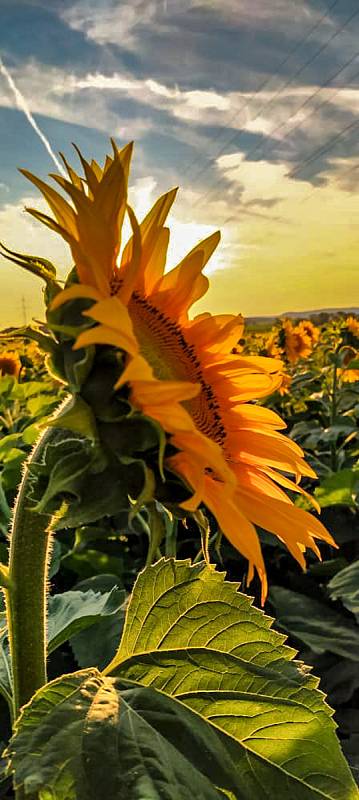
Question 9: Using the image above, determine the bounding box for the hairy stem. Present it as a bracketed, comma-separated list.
[5, 401, 70, 721]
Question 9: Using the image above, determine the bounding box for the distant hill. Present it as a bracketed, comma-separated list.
[246, 307, 359, 326]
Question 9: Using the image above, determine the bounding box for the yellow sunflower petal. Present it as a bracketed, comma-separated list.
[60, 152, 84, 189]
[171, 430, 236, 485]
[231, 429, 315, 478]
[151, 231, 220, 320]
[25, 207, 75, 244]
[202, 475, 268, 603]
[189, 314, 244, 354]
[82, 295, 136, 345]
[223, 372, 283, 401]
[132, 379, 200, 406]
[236, 486, 336, 555]
[120, 188, 177, 295]
[51, 284, 103, 311]
[233, 464, 293, 504]
[223, 403, 286, 431]
[72, 144, 99, 197]
[144, 402, 197, 434]
[20, 170, 78, 238]
[73, 324, 138, 354]
[260, 466, 321, 513]
[116, 205, 142, 305]
[113, 356, 153, 389]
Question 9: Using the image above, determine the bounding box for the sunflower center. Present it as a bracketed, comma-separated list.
[129, 293, 226, 445]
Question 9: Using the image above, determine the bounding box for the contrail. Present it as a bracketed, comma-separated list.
[0, 57, 66, 176]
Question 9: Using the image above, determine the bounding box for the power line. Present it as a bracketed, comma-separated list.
[298, 160, 359, 206]
[188, 2, 354, 188]
[233, 52, 358, 173]
[21, 296, 28, 327]
[288, 117, 358, 180]
[188, 6, 358, 209]
[193, 54, 358, 215]
[180, 0, 340, 181]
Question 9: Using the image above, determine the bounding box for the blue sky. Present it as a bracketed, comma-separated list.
[0, 0, 358, 326]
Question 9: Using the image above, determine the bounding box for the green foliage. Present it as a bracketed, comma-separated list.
[6, 560, 358, 799]
[269, 586, 359, 659]
[328, 561, 359, 621]
[315, 469, 359, 508]
[47, 587, 126, 653]
[1, 302, 359, 795]
[6, 670, 232, 800]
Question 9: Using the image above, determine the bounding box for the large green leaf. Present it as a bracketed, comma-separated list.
[7, 669, 235, 799]
[328, 560, 359, 621]
[47, 587, 126, 654]
[6, 561, 358, 799]
[269, 585, 359, 659]
[105, 560, 357, 800]
[315, 469, 359, 508]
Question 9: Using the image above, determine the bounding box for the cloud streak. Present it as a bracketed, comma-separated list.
[0, 57, 65, 176]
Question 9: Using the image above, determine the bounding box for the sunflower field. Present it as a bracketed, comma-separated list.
[0, 143, 358, 799]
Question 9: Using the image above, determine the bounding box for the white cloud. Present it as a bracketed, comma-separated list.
[61, 0, 188, 46]
[63, 70, 231, 119]
[0, 61, 156, 140]
[61, 0, 323, 47]
[1, 58, 358, 153]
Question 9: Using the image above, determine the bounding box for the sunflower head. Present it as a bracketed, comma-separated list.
[0, 351, 21, 379]
[278, 372, 292, 396]
[297, 319, 319, 345]
[279, 319, 313, 364]
[5, 140, 337, 602]
[341, 315, 359, 351]
[338, 346, 359, 383]
[266, 331, 283, 359]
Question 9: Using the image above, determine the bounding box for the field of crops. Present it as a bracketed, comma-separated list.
[0, 309, 358, 797]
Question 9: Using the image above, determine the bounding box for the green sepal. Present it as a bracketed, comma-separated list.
[193, 509, 211, 563]
[0, 324, 55, 354]
[0, 241, 58, 283]
[81, 348, 126, 420]
[55, 456, 149, 529]
[32, 443, 93, 514]
[128, 462, 156, 522]
[46, 341, 95, 391]
[47, 395, 99, 443]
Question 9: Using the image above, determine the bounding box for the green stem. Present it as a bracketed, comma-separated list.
[330, 358, 339, 472]
[5, 400, 71, 722]
[5, 431, 52, 721]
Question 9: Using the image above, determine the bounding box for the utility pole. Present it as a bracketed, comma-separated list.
[21, 296, 28, 326]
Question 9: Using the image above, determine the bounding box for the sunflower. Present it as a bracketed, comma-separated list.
[22, 141, 335, 601]
[338, 347, 359, 384]
[297, 319, 319, 346]
[345, 316, 359, 339]
[278, 372, 292, 396]
[0, 351, 21, 379]
[265, 331, 283, 360]
[281, 319, 313, 364]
